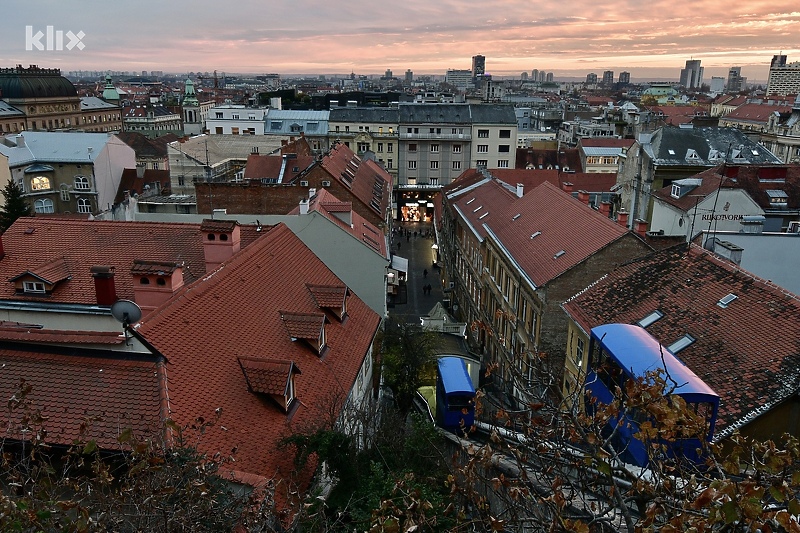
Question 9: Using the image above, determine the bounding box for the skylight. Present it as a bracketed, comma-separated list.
[553, 250, 566, 259]
[668, 334, 695, 354]
[668, 149, 676, 155]
[479, 212, 488, 219]
[512, 213, 521, 221]
[473, 205, 483, 213]
[637, 310, 664, 328]
[466, 198, 475, 205]
[717, 293, 738, 308]
[530, 231, 541, 239]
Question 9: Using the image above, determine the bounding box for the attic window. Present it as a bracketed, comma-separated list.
[668, 334, 695, 354]
[237, 357, 300, 413]
[685, 149, 700, 160]
[207, 234, 216, 241]
[281, 312, 328, 355]
[23, 281, 46, 294]
[668, 149, 676, 156]
[637, 310, 664, 328]
[307, 284, 348, 321]
[717, 293, 738, 308]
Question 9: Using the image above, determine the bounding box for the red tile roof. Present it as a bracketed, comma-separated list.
[243, 153, 314, 181]
[135, 223, 381, 498]
[484, 182, 630, 286]
[447, 175, 518, 240]
[281, 312, 325, 341]
[307, 284, 347, 309]
[318, 143, 392, 218]
[562, 244, 800, 438]
[724, 102, 792, 124]
[579, 138, 635, 149]
[651, 167, 737, 210]
[0, 346, 165, 448]
[238, 357, 299, 397]
[0, 218, 264, 306]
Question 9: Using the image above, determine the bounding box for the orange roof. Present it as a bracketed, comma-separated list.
[485, 182, 630, 286]
[319, 143, 392, 218]
[0, 218, 263, 306]
[135, 223, 381, 499]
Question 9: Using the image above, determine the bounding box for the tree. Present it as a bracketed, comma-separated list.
[0, 180, 31, 232]
[379, 317, 441, 416]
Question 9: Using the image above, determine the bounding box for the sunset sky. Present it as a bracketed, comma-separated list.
[2, 0, 799, 82]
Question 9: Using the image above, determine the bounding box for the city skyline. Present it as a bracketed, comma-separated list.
[2, 0, 799, 82]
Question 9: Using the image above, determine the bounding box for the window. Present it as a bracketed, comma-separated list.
[387, 143, 393, 153]
[668, 334, 696, 354]
[74, 176, 90, 190]
[499, 129, 511, 138]
[270, 121, 282, 130]
[452, 161, 461, 170]
[637, 310, 664, 328]
[23, 281, 46, 294]
[430, 144, 439, 153]
[497, 160, 509, 168]
[477, 145, 489, 153]
[231, 127, 239, 135]
[178, 175, 185, 186]
[453, 144, 462, 153]
[409, 143, 418, 152]
[377, 142, 383, 153]
[357, 142, 370, 153]
[232, 114, 240, 120]
[387, 159, 393, 169]
[59, 184, 70, 202]
[77, 198, 92, 214]
[430, 177, 439, 185]
[576, 338, 585, 366]
[499, 145, 510, 153]
[478, 129, 489, 138]
[408, 160, 417, 170]
[31, 176, 51, 191]
[34, 198, 54, 213]
[476, 160, 488, 167]
[430, 161, 439, 170]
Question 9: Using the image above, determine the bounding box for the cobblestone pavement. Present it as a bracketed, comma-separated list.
[388, 221, 444, 325]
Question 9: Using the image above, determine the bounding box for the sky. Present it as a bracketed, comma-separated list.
[2, 0, 799, 82]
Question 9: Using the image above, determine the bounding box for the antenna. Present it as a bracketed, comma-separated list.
[110, 299, 142, 345]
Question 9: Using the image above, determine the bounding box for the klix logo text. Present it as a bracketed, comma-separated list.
[26, 26, 85, 51]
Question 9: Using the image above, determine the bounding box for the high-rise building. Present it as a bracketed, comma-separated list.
[446, 69, 473, 89]
[405, 69, 413, 83]
[766, 55, 800, 96]
[726, 67, 747, 92]
[710, 76, 725, 93]
[531, 69, 539, 81]
[602, 70, 614, 86]
[384, 69, 393, 79]
[472, 55, 486, 79]
[679, 59, 704, 89]
[546, 72, 554, 82]
[586, 72, 598, 85]
[538, 71, 546, 83]
[619, 71, 631, 85]
[521, 72, 528, 80]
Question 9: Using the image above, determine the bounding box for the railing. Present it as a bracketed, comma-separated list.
[401, 132, 472, 140]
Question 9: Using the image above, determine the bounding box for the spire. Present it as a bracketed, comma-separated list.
[183, 78, 199, 107]
[101, 74, 120, 102]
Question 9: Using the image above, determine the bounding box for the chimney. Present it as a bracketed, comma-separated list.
[136, 165, 145, 178]
[599, 201, 611, 218]
[131, 260, 185, 316]
[577, 190, 590, 205]
[562, 182, 573, 194]
[200, 219, 241, 271]
[299, 198, 310, 215]
[516, 183, 524, 198]
[91, 265, 117, 306]
[15, 134, 25, 148]
[634, 218, 648, 237]
[617, 211, 629, 228]
[705, 238, 743, 265]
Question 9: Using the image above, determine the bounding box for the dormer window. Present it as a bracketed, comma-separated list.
[23, 281, 46, 294]
[766, 190, 788, 208]
[307, 284, 349, 321]
[281, 312, 328, 355]
[671, 184, 681, 198]
[238, 357, 301, 413]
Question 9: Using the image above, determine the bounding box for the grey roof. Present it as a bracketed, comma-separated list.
[168, 134, 285, 166]
[0, 131, 117, 166]
[80, 96, 119, 110]
[264, 109, 330, 121]
[399, 103, 473, 124]
[329, 107, 400, 123]
[468, 104, 518, 125]
[582, 147, 624, 156]
[650, 126, 782, 166]
[0, 100, 24, 117]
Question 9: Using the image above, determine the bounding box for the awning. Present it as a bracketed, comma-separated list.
[390, 255, 408, 273]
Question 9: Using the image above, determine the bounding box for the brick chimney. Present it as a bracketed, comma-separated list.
[200, 219, 241, 271]
[634, 219, 648, 237]
[90, 265, 117, 306]
[516, 183, 524, 198]
[617, 211, 629, 228]
[577, 190, 590, 205]
[299, 198, 310, 215]
[562, 182, 573, 194]
[131, 260, 184, 315]
[599, 201, 611, 218]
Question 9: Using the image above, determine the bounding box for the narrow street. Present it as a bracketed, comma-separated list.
[389, 220, 444, 325]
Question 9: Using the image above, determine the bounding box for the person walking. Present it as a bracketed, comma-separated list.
[423, 268, 428, 278]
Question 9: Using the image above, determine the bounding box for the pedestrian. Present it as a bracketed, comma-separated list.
[414, 231, 417, 239]
[397, 241, 401, 250]
[423, 268, 428, 278]
[406, 235, 410, 242]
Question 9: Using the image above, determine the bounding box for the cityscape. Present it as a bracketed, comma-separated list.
[1, 3, 800, 531]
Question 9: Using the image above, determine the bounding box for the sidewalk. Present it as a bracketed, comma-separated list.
[389, 221, 444, 325]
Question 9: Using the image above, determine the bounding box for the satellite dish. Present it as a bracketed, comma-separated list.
[111, 299, 142, 326]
